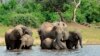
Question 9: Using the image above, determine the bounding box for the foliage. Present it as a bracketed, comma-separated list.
[0, 0, 100, 27]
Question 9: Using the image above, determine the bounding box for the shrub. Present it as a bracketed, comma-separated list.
[9, 13, 45, 28]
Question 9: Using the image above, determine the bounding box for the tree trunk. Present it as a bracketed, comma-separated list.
[53, 6, 65, 22]
[57, 10, 64, 22]
[72, 0, 81, 22]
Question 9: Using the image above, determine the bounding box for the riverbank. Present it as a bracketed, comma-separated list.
[0, 23, 100, 45]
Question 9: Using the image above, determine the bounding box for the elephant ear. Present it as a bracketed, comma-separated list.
[21, 27, 32, 36]
[52, 26, 57, 31]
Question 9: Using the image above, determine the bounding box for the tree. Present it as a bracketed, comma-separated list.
[39, 0, 71, 22]
[72, 0, 81, 22]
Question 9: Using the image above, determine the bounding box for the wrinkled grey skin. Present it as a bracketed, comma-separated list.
[66, 31, 83, 49]
[5, 25, 33, 50]
[20, 34, 34, 49]
[38, 22, 69, 50]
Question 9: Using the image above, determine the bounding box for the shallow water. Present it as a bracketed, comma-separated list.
[1, 45, 100, 56]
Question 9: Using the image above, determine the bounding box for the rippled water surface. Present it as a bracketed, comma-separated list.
[0, 45, 100, 56]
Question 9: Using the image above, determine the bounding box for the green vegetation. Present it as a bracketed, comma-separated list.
[0, 0, 100, 27]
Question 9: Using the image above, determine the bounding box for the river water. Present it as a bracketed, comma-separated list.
[0, 45, 100, 56]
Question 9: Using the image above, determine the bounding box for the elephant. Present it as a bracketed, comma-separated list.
[5, 25, 33, 50]
[38, 22, 54, 49]
[20, 34, 34, 49]
[38, 21, 69, 50]
[5, 27, 23, 50]
[52, 21, 69, 49]
[65, 31, 83, 50]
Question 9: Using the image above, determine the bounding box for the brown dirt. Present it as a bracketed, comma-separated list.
[67, 22, 89, 29]
[0, 37, 4, 44]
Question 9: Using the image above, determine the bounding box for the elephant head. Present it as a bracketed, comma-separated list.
[53, 21, 69, 41]
[51, 21, 69, 49]
[13, 26, 23, 40]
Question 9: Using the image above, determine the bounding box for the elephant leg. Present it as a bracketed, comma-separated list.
[41, 41, 45, 49]
[5, 40, 10, 50]
[6, 44, 10, 50]
[10, 41, 15, 50]
[67, 44, 73, 49]
[66, 41, 73, 49]
[15, 40, 21, 49]
[74, 41, 78, 49]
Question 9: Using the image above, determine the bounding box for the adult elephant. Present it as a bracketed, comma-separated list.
[5, 27, 23, 50]
[38, 21, 69, 50]
[66, 31, 83, 49]
[52, 21, 69, 49]
[38, 22, 54, 49]
[5, 25, 33, 50]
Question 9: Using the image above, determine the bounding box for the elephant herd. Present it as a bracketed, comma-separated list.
[5, 21, 83, 51]
[38, 21, 83, 50]
[5, 25, 33, 50]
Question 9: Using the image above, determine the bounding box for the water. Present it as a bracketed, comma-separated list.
[0, 45, 100, 56]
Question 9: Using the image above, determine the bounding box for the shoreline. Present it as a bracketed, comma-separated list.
[0, 37, 100, 46]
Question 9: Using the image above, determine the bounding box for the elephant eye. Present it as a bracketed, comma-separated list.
[58, 23, 59, 25]
[63, 23, 65, 26]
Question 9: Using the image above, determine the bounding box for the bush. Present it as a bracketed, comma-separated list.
[48, 12, 60, 22]
[76, 9, 86, 23]
[9, 13, 45, 28]
[63, 10, 73, 22]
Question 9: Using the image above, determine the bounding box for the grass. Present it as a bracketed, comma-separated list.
[0, 25, 12, 37]
[0, 23, 100, 46]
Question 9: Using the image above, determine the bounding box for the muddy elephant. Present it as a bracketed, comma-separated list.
[66, 31, 83, 49]
[5, 25, 33, 50]
[20, 34, 34, 49]
[38, 21, 69, 50]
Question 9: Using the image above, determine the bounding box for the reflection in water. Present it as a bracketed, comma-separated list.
[0, 45, 100, 56]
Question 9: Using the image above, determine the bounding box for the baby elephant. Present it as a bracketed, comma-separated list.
[20, 34, 34, 49]
[66, 31, 83, 50]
